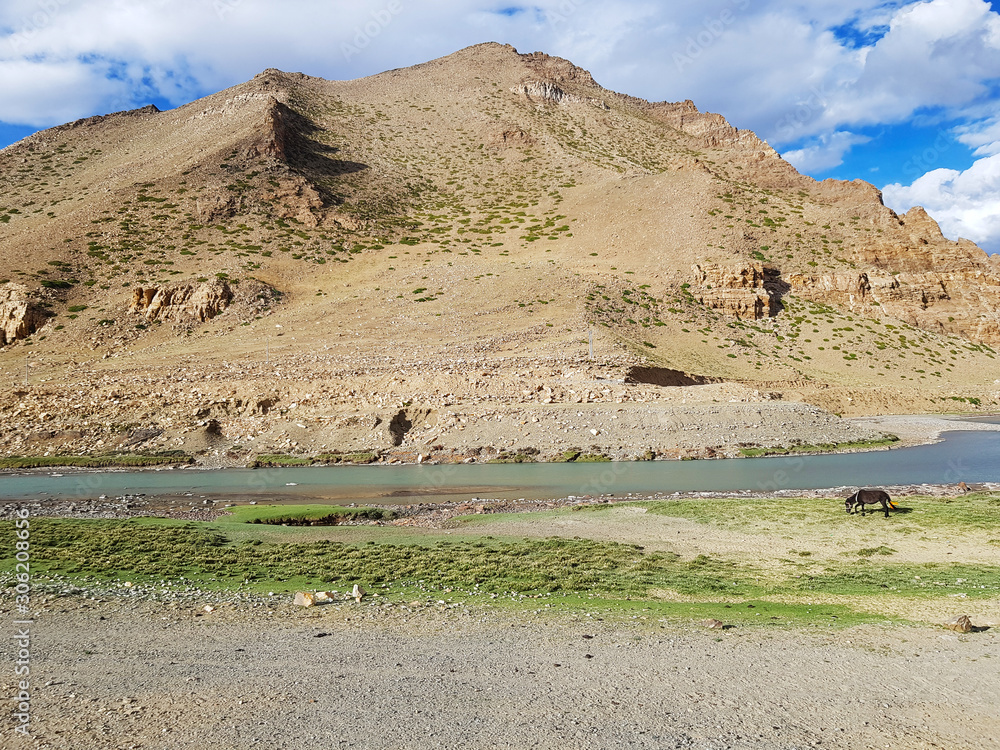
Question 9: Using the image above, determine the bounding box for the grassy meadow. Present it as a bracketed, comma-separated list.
[3, 492, 998, 628]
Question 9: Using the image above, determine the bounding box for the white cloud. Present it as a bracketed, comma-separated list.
[0, 0, 998, 186]
[0, 58, 123, 124]
[882, 154, 1000, 253]
[782, 131, 871, 173]
[956, 117, 1000, 156]
[822, 0, 1000, 129]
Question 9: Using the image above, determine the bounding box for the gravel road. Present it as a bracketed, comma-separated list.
[5, 599, 998, 750]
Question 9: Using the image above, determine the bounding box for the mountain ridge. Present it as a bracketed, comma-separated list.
[1, 42, 999, 464]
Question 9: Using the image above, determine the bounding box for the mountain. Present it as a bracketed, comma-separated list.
[1, 43, 997, 463]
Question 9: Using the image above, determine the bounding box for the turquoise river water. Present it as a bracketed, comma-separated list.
[1, 425, 998, 505]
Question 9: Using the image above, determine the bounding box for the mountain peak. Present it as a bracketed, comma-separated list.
[0, 44, 998, 416]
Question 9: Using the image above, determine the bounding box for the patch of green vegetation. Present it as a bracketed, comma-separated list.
[552, 448, 612, 463]
[641, 492, 1000, 534]
[248, 507, 398, 526]
[4, 519, 755, 597]
[854, 546, 897, 557]
[738, 436, 899, 457]
[793, 562, 1000, 598]
[251, 454, 312, 467]
[944, 396, 982, 407]
[8, 513, 996, 625]
[0, 452, 192, 469]
[253, 453, 378, 467]
[314, 452, 378, 465]
[488, 450, 539, 464]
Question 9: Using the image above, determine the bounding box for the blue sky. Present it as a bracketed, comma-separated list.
[2, 0, 999, 251]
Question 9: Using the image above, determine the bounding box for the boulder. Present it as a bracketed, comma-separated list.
[701, 619, 725, 630]
[0, 284, 47, 345]
[945, 614, 973, 633]
[293, 591, 316, 607]
[130, 279, 234, 323]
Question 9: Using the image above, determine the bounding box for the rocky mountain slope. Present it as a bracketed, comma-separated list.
[1, 42, 998, 464]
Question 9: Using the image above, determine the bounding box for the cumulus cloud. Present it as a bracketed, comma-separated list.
[1, 0, 999, 192]
[819, 0, 1000, 131]
[882, 154, 1000, 253]
[956, 117, 1000, 156]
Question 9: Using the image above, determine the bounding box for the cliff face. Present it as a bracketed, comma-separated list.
[786, 208, 1000, 344]
[690, 263, 777, 320]
[0, 285, 46, 345]
[130, 279, 234, 323]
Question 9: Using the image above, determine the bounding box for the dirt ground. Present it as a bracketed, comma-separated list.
[2, 599, 997, 750]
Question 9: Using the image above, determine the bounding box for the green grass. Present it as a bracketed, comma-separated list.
[252, 452, 378, 467]
[487, 451, 538, 464]
[796, 563, 999, 597]
[247, 507, 398, 525]
[638, 492, 1000, 533]
[556, 450, 611, 463]
[0, 452, 192, 469]
[5, 508, 998, 623]
[252, 454, 312, 467]
[7, 492, 999, 627]
[738, 436, 899, 457]
[4, 518, 747, 597]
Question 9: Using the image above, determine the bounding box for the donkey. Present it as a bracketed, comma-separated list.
[845, 489, 897, 518]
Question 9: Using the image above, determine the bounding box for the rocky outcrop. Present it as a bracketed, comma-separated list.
[0, 284, 47, 345]
[488, 125, 536, 151]
[690, 263, 776, 320]
[786, 207, 1000, 344]
[49, 105, 161, 134]
[130, 279, 234, 323]
[625, 366, 723, 387]
[511, 81, 609, 109]
[244, 96, 290, 161]
[261, 175, 324, 227]
[129, 278, 280, 329]
[945, 614, 973, 633]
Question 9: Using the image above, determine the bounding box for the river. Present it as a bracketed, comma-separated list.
[2, 425, 998, 505]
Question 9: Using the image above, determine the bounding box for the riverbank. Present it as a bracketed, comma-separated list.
[4, 409, 996, 478]
[5, 349, 997, 469]
[5, 480, 1000, 748]
[850, 413, 1000, 446]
